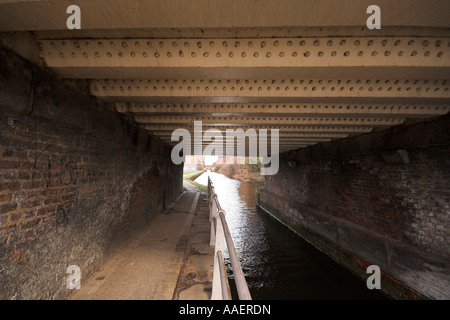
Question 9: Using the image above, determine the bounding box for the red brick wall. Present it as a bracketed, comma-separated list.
[260, 114, 450, 299]
[264, 118, 449, 259]
[0, 47, 183, 299]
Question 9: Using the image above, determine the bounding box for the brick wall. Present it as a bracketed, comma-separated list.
[259, 114, 450, 299]
[0, 47, 183, 299]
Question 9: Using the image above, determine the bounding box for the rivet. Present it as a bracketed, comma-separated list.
[313, 40, 319, 46]
[241, 52, 246, 57]
[303, 51, 310, 57]
[203, 52, 209, 57]
[222, 41, 228, 47]
[273, 40, 279, 47]
[229, 52, 234, 57]
[143, 52, 148, 57]
[260, 41, 266, 48]
[422, 40, 429, 46]
[216, 52, 221, 57]
[122, 41, 127, 48]
[191, 52, 196, 57]
[299, 40, 305, 46]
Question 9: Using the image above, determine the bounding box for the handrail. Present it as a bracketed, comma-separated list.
[208, 176, 252, 300]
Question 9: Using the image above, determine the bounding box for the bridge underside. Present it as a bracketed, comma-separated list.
[1, 0, 449, 154]
[0, 0, 449, 300]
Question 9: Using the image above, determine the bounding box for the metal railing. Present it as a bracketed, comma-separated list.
[208, 176, 252, 300]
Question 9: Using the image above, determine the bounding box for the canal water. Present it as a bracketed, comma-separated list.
[195, 171, 386, 300]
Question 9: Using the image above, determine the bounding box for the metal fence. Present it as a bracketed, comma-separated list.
[208, 176, 252, 300]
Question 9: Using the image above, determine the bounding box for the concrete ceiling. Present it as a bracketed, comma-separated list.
[1, 0, 449, 154]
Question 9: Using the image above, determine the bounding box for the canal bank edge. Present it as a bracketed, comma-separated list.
[256, 190, 432, 300]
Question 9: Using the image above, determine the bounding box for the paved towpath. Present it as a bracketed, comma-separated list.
[68, 187, 213, 300]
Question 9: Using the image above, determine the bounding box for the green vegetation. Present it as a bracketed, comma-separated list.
[244, 158, 263, 173]
[183, 170, 204, 176]
[183, 170, 207, 191]
[184, 180, 208, 192]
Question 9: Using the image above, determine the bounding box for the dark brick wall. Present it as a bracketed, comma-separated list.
[260, 114, 450, 299]
[0, 47, 183, 299]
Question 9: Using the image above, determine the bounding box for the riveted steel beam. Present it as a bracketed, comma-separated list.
[163, 137, 326, 144]
[116, 102, 450, 118]
[151, 131, 349, 139]
[91, 78, 450, 104]
[159, 134, 334, 142]
[3, 1, 450, 32]
[40, 37, 450, 79]
[133, 115, 404, 126]
[142, 124, 373, 134]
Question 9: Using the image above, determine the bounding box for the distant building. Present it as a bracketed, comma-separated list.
[183, 155, 205, 172]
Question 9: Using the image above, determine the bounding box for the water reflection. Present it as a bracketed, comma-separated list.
[195, 172, 386, 300]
